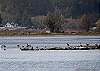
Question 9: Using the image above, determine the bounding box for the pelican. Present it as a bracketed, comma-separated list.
[66, 43, 70, 46]
[17, 44, 20, 48]
[1, 45, 6, 50]
[36, 46, 39, 50]
[66, 43, 71, 49]
[80, 43, 83, 47]
[86, 43, 89, 47]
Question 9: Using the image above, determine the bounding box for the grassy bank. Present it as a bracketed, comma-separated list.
[0, 31, 100, 36]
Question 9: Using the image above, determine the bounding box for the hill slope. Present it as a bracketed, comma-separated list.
[0, 0, 100, 26]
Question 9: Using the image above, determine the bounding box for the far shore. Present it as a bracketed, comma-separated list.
[0, 31, 100, 37]
[0, 34, 100, 37]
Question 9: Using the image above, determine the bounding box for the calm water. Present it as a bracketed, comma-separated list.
[0, 36, 100, 48]
[0, 36, 100, 71]
[0, 49, 100, 71]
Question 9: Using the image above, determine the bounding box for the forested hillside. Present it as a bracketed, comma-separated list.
[0, 0, 100, 26]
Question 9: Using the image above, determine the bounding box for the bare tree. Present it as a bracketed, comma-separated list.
[80, 14, 91, 32]
[96, 19, 100, 32]
[0, 13, 2, 26]
[45, 8, 64, 33]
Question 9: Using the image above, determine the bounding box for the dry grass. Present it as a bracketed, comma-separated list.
[0, 31, 100, 36]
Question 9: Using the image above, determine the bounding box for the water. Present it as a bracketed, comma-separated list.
[0, 36, 100, 71]
[0, 36, 100, 48]
[0, 49, 100, 71]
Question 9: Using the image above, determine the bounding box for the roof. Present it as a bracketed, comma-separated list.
[64, 18, 80, 24]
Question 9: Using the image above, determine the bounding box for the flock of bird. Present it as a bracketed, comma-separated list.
[14, 43, 100, 50]
[0, 43, 100, 51]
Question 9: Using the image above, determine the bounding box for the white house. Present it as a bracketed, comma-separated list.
[5, 22, 14, 28]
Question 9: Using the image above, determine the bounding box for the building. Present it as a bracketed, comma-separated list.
[63, 18, 84, 34]
[0, 22, 27, 31]
[5, 22, 14, 28]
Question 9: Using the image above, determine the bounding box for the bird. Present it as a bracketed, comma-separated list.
[80, 43, 83, 47]
[17, 44, 20, 48]
[1, 45, 6, 50]
[66, 43, 70, 46]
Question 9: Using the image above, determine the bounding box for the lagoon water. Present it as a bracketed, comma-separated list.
[0, 36, 100, 71]
[0, 36, 100, 48]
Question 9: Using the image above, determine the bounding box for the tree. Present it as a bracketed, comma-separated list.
[96, 19, 100, 32]
[0, 13, 2, 26]
[80, 14, 91, 32]
[0, 0, 52, 27]
[45, 8, 64, 33]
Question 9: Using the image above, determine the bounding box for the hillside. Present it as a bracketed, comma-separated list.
[0, 0, 100, 26]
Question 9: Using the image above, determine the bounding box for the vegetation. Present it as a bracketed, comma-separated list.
[0, 30, 100, 36]
[45, 9, 64, 33]
[0, 0, 52, 26]
[0, 0, 100, 34]
[80, 14, 90, 32]
[0, 13, 2, 26]
[96, 19, 100, 32]
[0, 0, 99, 26]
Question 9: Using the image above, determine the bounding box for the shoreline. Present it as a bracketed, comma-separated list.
[0, 31, 100, 37]
[0, 35, 100, 38]
[0, 34, 100, 37]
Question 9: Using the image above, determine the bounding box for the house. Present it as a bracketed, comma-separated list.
[0, 22, 27, 31]
[5, 22, 14, 28]
[0, 22, 15, 31]
[62, 18, 84, 34]
[64, 29, 84, 34]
